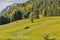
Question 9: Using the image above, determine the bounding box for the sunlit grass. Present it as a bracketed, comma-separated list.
[0, 17, 60, 40]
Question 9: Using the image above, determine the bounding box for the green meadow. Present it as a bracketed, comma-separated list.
[0, 17, 60, 40]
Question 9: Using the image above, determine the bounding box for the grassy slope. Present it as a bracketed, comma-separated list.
[0, 17, 60, 40]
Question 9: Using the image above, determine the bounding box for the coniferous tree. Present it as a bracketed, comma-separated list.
[29, 12, 34, 23]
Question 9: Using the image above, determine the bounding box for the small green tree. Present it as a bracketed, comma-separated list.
[29, 12, 34, 23]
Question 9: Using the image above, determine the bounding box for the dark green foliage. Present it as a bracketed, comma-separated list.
[0, 16, 10, 25]
[13, 10, 22, 21]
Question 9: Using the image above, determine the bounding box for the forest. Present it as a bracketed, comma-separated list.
[0, 0, 60, 25]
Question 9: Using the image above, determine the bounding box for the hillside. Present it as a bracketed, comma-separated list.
[0, 17, 60, 40]
[0, 0, 60, 25]
[0, 0, 60, 40]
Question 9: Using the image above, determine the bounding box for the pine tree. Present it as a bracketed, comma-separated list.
[29, 12, 34, 23]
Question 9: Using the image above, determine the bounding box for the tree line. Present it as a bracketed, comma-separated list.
[0, 0, 60, 25]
